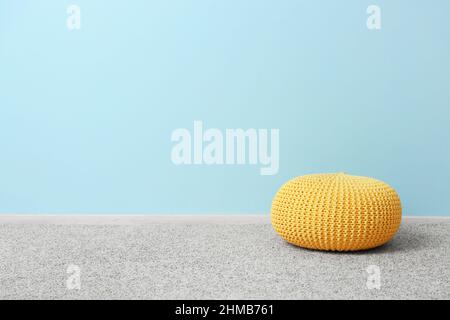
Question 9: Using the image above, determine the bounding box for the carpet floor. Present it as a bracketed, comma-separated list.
[0, 216, 448, 300]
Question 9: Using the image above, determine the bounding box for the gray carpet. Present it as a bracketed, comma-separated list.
[0, 216, 448, 300]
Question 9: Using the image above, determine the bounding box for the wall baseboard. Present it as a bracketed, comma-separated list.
[0, 215, 448, 225]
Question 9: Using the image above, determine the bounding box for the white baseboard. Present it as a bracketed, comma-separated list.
[0, 214, 448, 225]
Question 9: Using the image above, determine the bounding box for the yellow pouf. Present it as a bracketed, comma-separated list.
[271, 173, 402, 251]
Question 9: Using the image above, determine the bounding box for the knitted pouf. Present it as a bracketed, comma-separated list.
[271, 173, 402, 251]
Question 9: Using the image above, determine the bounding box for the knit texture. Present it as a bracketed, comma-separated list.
[271, 173, 402, 251]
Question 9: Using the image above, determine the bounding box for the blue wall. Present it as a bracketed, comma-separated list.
[1, 0, 449, 215]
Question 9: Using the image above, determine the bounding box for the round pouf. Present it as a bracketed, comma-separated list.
[271, 173, 402, 251]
